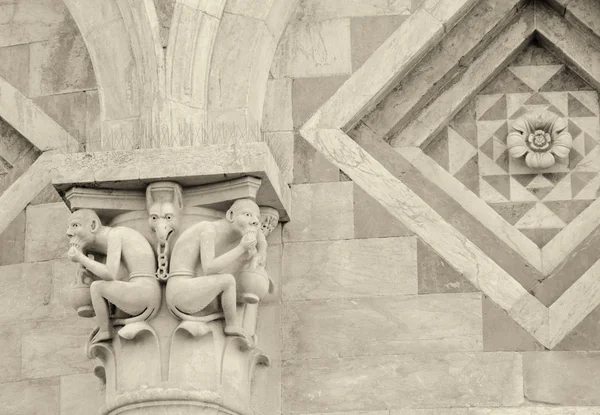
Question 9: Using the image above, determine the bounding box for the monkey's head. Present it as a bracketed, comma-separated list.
[66, 209, 101, 249]
[226, 198, 260, 236]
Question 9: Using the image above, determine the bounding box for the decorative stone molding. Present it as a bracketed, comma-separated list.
[507, 110, 572, 170]
[65, 177, 281, 415]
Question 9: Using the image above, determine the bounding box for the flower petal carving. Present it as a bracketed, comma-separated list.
[507, 110, 572, 170]
[507, 132, 528, 158]
[525, 151, 556, 169]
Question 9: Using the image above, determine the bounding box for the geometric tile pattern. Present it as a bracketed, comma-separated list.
[425, 42, 600, 247]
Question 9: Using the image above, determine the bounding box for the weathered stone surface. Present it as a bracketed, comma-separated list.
[282, 182, 353, 242]
[392, 410, 467, 415]
[264, 243, 282, 302]
[60, 372, 104, 415]
[351, 15, 408, 71]
[283, 293, 482, 359]
[482, 296, 544, 352]
[0, 44, 29, 95]
[566, 0, 600, 41]
[470, 408, 600, 415]
[256, 302, 281, 361]
[298, 0, 410, 20]
[0, 262, 53, 324]
[283, 352, 524, 412]
[283, 237, 417, 300]
[0, 0, 78, 47]
[25, 202, 71, 263]
[0, 324, 22, 382]
[302, 8, 444, 131]
[30, 183, 63, 205]
[293, 133, 339, 183]
[265, 131, 294, 184]
[292, 75, 349, 128]
[0, 117, 34, 166]
[555, 303, 600, 351]
[421, 0, 479, 27]
[0, 209, 25, 266]
[0, 377, 60, 415]
[34, 91, 98, 146]
[49, 259, 78, 319]
[354, 184, 412, 238]
[263, 78, 293, 132]
[271, 19, 352, 79]
[29, 34, 96, 97]
[305, 412, 389, 415]
[252, 358, 281, 415]
[21, 318, 95, 379]
[524, 352, 600, 405]
[209, 13, 272, 110]
[417, 239, 477, 294]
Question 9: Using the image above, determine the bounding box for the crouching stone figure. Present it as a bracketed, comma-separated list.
[166, 198, 267, 343]
[66, 209, 161, 344]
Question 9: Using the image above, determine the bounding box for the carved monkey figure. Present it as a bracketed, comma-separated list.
[66, 209, 161, 344]
[166, 198, 267, 342]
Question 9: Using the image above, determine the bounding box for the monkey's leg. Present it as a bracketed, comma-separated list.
[90, 281, 114, 343]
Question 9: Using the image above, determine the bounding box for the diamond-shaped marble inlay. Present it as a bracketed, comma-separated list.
[424, 43, 600, 248]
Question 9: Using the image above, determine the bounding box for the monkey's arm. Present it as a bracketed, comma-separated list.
[255, 231, 267, 266]
[79, 232, 122, 281]
[200, 229, 246, 275]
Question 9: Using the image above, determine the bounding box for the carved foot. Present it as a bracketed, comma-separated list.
[224, 325, 252, 344]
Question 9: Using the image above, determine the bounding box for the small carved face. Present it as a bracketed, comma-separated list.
[148, 203, 180, 245]
[228, 199, 260, 235]
[66, 210, 99, 248]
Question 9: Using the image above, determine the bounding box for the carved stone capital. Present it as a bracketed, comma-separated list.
[63, 177, 283, 414]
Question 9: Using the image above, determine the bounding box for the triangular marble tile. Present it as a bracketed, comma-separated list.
[510, 176, 540, 202]
[568, 93, 596, 117]
[424, 128, 449, 171]
[515, 202, 566, 229]
[540, 92, 567, 115]
[483, 174, 511, 200]
[519, 228, 563, 248]
[525, 93, 551, 105]
[477, 94, 505, 119]
[540, 66, 594, 92]
[480, 69, 534, 94]
[448, 127, 477, 175]
[507, 93, 532, 119]
[571, 172, 598, 198]
[543, 174, 572, 201]
[488, 201, 538, 225]
[544, 200, 594, 224]
[479, 151, 509, 176]
[479, 95, 507, 121]
[477, 120, 506, 147]
[509, 65, 563, 91]
[454, 155, 479, 195]
[480, 176, 510, 203]
[570, 91, 599, 115]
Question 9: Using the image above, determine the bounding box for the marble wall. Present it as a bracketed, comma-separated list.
[2, 0, 600, 414]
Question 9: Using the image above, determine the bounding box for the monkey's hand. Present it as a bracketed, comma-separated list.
[68, 246, 85, 263]
[239, 232, 257, 252]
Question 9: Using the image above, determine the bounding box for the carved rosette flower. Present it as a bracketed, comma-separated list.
[507, 110, 572, 169]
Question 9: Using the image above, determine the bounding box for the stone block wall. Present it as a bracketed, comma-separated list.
[279, 180, 600, 414]
[262, 0, 416, 185]
[0, 0, 100, 153]
[0, 202, 103, 414]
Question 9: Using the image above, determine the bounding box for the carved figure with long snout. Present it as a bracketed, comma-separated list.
[66, 209, 161, 344]
[166, 198, 267, 343]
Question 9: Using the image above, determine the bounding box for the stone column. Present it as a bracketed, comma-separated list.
[62, 178, 281, 415]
